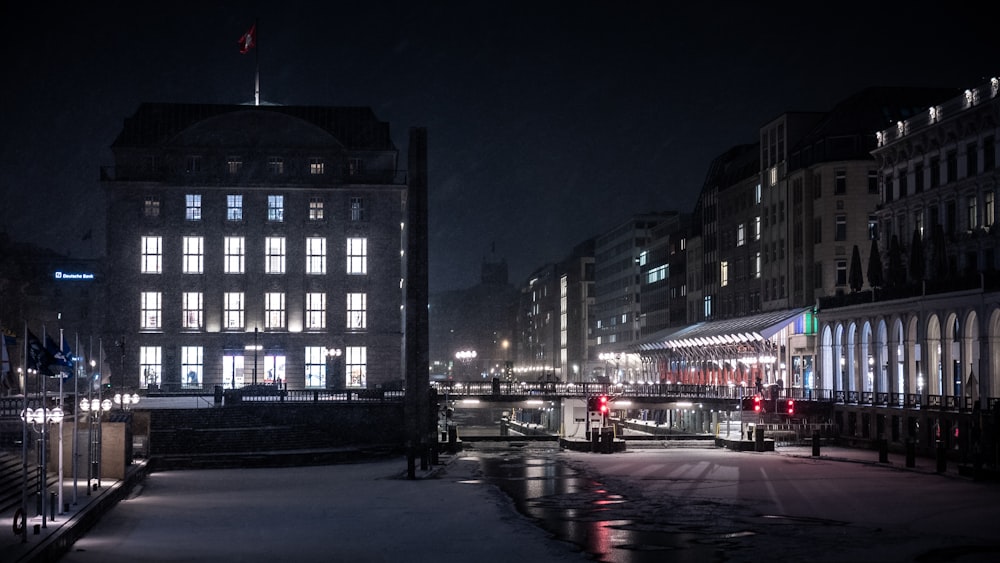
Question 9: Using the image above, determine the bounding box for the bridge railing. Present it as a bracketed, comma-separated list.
[432, 381, 837, 401]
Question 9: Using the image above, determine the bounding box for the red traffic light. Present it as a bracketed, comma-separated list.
[599, 396, 609, 413]
[786, 399, 795, 415]
[753, 396, 762, 412]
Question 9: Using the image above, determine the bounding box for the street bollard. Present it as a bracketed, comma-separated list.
[591, 430, 600, 452]
[50, 492, 57, 522]
[812, 432, 821, 457]
[935, 440, 946, 473]
[878, 438, 889, 463]
[905, 438, 916, 468]
[754, 428, 765, 452]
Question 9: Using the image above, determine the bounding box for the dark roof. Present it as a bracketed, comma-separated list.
[788, 86, 962, 164]
[111, 103, 396, 151]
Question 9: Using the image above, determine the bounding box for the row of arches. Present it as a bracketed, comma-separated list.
[818, 296, 1000, 407]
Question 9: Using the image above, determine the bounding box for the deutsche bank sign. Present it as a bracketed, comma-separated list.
[54, 271, 95, 281]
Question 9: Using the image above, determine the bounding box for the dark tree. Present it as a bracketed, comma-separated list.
[849, 244, 864, 292]
[867, 238, 885, 289]
[929, 223, 949, 281]
[887, 234, 905, 289]
[909, 228, 925, 283]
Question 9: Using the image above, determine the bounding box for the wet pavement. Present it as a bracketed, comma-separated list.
[464, 442, 1000, 563]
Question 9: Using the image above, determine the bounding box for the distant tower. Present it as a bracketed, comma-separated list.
[481, 242, 508, 285]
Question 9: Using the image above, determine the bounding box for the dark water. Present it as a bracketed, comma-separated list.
[471, 447, 732, 563]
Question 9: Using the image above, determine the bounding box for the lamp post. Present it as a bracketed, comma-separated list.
[244, 327, 262, 388]
[115, 338, 125, 407]
[79, 397, 112, 492]
[326, 347, 342, 389]
[18, 367, 35, 544]
[114, 392, 141, 410]
[21, 405, 63, 527]
[455, 350, 477, 380]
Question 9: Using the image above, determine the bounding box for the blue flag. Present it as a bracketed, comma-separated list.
[26, 330, 53, 376]
[45, 334, 73, 377]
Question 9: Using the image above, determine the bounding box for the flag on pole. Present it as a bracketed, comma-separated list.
[1, 328, 13, 389]
[45, 335, 74, 378]
[26, 329, 53, 376]
[238, 24, 256, 54]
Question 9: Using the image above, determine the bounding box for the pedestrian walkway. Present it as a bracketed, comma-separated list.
[0, 461, 149, 563]
[0, 440, 989, 563]
[776, 443, 984, 480]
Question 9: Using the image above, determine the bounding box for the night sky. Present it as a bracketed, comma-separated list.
[1, 1, 995, 292]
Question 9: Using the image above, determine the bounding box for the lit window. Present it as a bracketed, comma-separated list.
[305, 292, 326, 330]
[227, 157, 243, 175]
[182, 236, 204, 274]
[304, 347, 327, 388]
[268, 195, 284, 222]
[224, 237, 245, 274]
[139, 346, 161, 389]
[144, 196, 160, 217]
[350, 197, 366, 221]
[754, 216, 761, 240]
[141, 292, 162, 329]
[737, 224, 746, 247]
[265, 292, 285, 329]
[141, 236, 162, 274]
[185, 194, 201, 221]
[347, 237, 367, 274]
[306, 237, 326, 274]
[703, 295, 712, 318]
[268, 157, 284, 175]
[721, 261, 729, 287]
[182, 292, 203, 329]
[347, 293, 367, 330]
[345, 346, 366, 387]
[309, 158, 325, 175]
[222, 355, 245, 389]
[309, 197, 324, 220]
[227, 195, 243, 221]
[224, 292, 244, 329]
[181, 346, 203, 388]
[755, 252, 761, 278]
[264, 354, 285, 384]
[265, 237, 286, 274]
[968, 195, 979, 230]
[646, 265, 667, 284]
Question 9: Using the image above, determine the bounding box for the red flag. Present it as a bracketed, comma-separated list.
[238, 24, 256, 54]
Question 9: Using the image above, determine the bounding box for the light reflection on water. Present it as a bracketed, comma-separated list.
[474, 449, 729, 563]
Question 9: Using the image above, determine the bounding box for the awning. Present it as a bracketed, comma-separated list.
[634, 306, 812, 352]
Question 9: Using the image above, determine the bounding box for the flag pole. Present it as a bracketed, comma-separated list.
[254, 18, 260, 106]
[72, 332, 79, 506]
[20, 321, 28, 543]
[58, 328, 64, 515]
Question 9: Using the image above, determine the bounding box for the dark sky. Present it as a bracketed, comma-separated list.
[1, 1, 995, 292]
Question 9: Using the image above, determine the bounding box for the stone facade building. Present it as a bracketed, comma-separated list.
[102, 103, 415, 392]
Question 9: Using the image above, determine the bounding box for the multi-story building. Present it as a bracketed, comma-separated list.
[558, 239, 595, 382]
[102, 103, 415, 392]
[428, 255, 518, 381]
[638, 213, 690, 337]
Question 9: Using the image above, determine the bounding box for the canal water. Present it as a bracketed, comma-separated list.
[467, 444, 736, 563]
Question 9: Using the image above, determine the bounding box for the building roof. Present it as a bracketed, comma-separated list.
[111, 103, 396, 151]
[634, 306, 812, 352]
